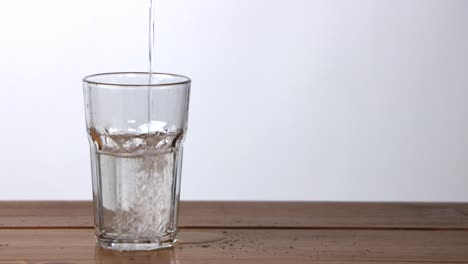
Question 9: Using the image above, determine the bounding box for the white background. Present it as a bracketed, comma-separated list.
[0, 0, 467, 201]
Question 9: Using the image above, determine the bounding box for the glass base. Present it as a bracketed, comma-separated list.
[97, 236, 176, 251]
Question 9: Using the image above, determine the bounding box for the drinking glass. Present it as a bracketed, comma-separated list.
[83, 72, 190, 251]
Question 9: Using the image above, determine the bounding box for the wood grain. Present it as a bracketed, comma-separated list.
[1, 201, 467, 229]
[0, 201, 91, 228]
[0, 229, 467, 263]
[180, 201, 468, 229]
[0, 261, 464, 264]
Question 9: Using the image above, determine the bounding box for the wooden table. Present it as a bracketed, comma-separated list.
[0, 201, 467, 263]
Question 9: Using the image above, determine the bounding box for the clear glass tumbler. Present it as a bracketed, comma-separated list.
[82, 72, 191, 251]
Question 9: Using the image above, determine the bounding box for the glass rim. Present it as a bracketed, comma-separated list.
[83, 72, 191, 87]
